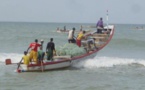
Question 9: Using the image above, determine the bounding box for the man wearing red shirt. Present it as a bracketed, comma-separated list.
[27, 39, 41, 63]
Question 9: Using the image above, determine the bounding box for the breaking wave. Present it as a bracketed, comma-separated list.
[0, 53, 22, 63]
[73, 56, 145, 68]
[1, 53, 145, 69]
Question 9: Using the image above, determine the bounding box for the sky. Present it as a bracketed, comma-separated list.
[0, 0, 145, 24]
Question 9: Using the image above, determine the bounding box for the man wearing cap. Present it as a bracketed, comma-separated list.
[27, 39, 41, 63]
[40, 39, 44, 50]
[38, 39, 45, 63]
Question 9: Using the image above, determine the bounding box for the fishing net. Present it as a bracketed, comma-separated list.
[56, 43, 86, 57]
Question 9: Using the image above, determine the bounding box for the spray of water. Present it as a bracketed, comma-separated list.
[1, 53, 145, 69]
[73, 56, 145, 69]
[0, 53, 22, 63]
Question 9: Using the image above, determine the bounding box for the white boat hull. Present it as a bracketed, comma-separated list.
[20, 60, 71, 71]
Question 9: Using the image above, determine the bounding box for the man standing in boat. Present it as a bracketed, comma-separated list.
[38, 39, 45, 63]
[46, 38, 56, 61]
[27, 39, 41, 64]
[96, 17, 104, 33]
[68, 27, 76, 43]
[76, 30, 86, 47]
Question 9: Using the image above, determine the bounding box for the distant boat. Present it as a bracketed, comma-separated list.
[132, 27, 144, 30]
[5, 25, 115, 72]
[56, 29, 92, 34]
[56, 29, 70, 33]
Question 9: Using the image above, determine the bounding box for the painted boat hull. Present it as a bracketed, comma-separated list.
[26, 60, 71, 71]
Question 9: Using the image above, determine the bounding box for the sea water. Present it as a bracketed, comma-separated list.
[0, 22, 145, 90]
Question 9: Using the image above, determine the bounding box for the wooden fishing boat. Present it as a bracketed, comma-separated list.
[132, 26, 144, 30]
[56, 29, 70, 33]
[5, 25, 115, 72]
[56, 29, 92, 34]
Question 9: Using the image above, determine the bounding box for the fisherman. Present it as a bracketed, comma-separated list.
[46, 38, 56, 61]
[76, 30, 86, 47]
[87, 38, 98, 51]
[96, 17, 104, 33]
[27, 39, 41, 64]
[40, 39, 44, 50]
[38, 46, 45, 63]
[37, 39, 45, 63]
[68, 27, 76, 43]
[22, 51, 30, 65]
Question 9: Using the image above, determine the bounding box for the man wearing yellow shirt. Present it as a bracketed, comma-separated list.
[76, 31, 86, 47]
[22, 51, 30, 65]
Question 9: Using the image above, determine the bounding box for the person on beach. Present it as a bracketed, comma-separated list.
[46, 38, 56, 61]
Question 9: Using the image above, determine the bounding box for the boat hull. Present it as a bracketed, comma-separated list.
[20, 60, 71, 72]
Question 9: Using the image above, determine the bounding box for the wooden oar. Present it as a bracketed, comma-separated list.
[17, 48, 29, 70]
[17, 58, 23, 70]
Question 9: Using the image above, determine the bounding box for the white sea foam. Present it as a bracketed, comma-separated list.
[73, 56, 145, 69]
[1, 53, 145, 69]
[0, 53, 22, 63]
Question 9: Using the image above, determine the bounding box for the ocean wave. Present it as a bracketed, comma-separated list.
[0, 53, 22, 63]
[1, 53, 145, 69]
[73, 56, 145, 69]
